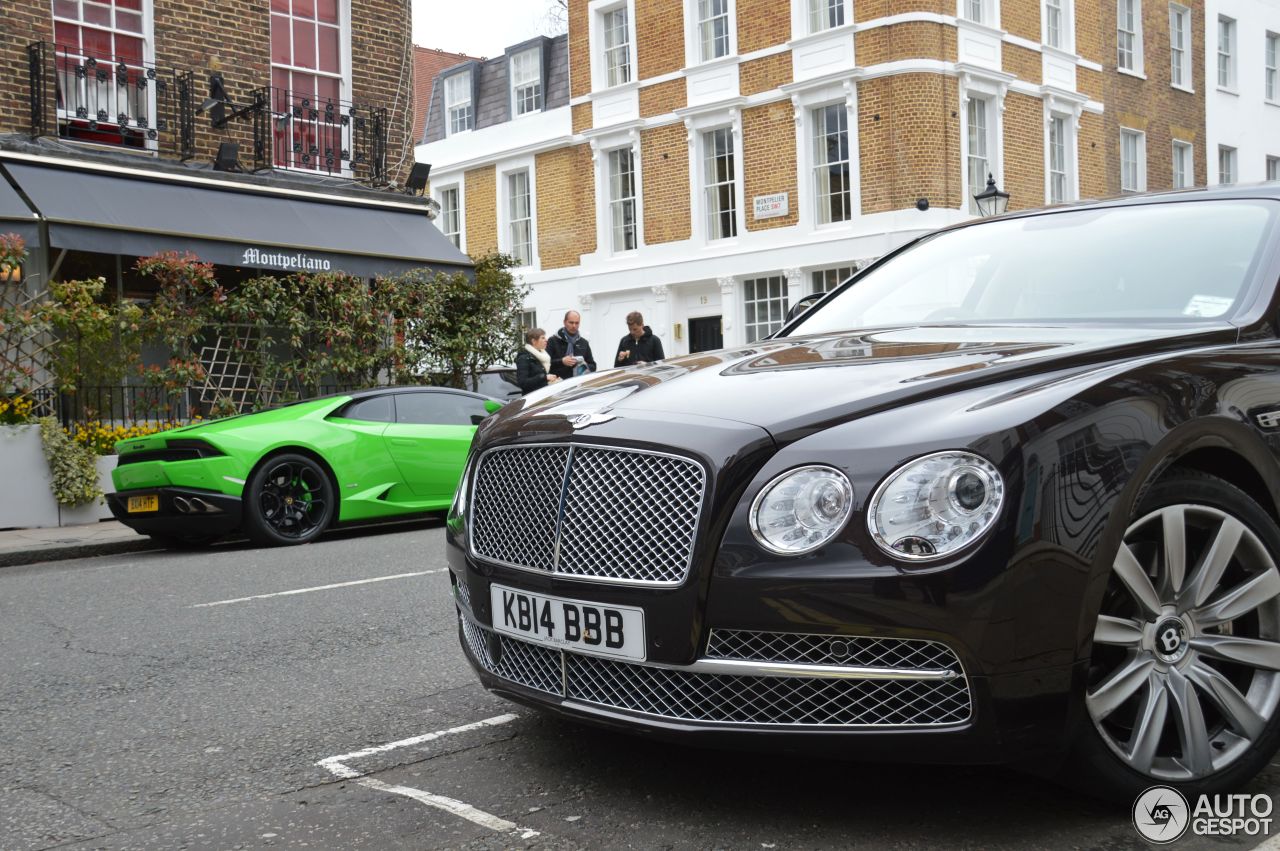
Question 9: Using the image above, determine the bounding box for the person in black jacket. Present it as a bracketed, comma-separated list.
[515, 328, 561, 395]
[615, 311, 665, 367]
[546, 310, 596, 381]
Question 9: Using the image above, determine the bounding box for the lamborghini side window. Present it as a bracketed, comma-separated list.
[395, 392, 486, 426]
[336, 395, 394, 422]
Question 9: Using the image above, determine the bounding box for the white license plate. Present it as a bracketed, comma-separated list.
[489, 583, 646, 661]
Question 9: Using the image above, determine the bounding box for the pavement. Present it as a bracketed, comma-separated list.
[0, 518, 160, 567]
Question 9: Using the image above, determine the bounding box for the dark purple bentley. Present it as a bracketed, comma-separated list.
[447, 184, 1280, 799]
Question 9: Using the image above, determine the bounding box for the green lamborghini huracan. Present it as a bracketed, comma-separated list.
[106, 387, 501, 548]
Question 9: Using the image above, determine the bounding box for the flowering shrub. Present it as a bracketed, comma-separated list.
[67, 419, 200, 456]
[38, 417, 101, 506]
[0, 395, 34, 425]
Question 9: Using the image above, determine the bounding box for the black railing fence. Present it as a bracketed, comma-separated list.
[33, 385, 195, 429]
[27, 43, 388, 186]
[28, 41, 195, 159]
[257, 85, 387, 184]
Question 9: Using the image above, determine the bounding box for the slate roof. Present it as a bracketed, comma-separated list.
[423, 34, 569, 144]
[412, 46, 483, 144]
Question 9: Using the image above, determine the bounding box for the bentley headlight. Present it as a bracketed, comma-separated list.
[750, 465, 854, 555]
[868, 451, 1004, 560]
[450, 453, 475, 521]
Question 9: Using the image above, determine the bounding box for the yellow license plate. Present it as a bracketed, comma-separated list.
[127, 494, 159, 513]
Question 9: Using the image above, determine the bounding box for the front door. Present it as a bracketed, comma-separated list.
[689, 316, 723, 353]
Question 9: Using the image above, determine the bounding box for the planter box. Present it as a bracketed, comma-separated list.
[0, 427, 121, 528]
[58, 454, 118, 527]
[0, 424, 61, 529]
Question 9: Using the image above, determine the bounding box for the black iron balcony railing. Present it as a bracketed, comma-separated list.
[28, 41, 195, 160]
[27, 43, 389, 187]
[254, 86, 387, 185]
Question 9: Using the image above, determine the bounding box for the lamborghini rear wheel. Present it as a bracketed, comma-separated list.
[243, 453, 335, 546]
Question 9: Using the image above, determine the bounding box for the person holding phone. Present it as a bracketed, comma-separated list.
[615, 311, 665, 367]
[547, 310, 597, 381]
[515, 328, 561, 395]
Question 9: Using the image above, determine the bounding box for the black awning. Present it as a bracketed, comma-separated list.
[2, 160, 471, 278]
[0, 171, 39, 242]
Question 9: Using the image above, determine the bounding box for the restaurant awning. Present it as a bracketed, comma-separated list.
[0, 157, 471, 279]
[0, 171, 39, 243]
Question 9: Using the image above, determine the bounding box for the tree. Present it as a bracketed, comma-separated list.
[399, 253, 529, 391]
[542, 0, 568, 35]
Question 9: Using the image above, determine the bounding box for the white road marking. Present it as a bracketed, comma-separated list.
[317, 713, 538, 839]
[188, 569, 446, 608]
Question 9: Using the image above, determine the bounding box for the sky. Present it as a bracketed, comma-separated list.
[411, 0, 566, 59]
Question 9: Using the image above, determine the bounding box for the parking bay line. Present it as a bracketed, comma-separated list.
[187, 569, 446, 608]
[317, 713, 539, 839]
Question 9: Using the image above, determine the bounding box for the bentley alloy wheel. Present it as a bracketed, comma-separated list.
[1088, 484, 1280, 784]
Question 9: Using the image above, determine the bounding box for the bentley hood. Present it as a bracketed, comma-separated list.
[500, 324, 1235, 439]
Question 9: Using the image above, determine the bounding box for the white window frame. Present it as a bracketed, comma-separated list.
[509, 47, 542, 117]
[685, 110, 745, 245]
[444, 70, 473, 136]
[1120, 127, 1146, 192]
[1169, 4, 1191, 91]
[958, 0, 998, 26]
[267, 0, 355, 173]
[52, 0, 159, 150]
[811, 264, 860, 294]
[607, 145, 639, 253]
[1218, 16, 1237, 91]
[806, 0, 846, 34]
[1043, 0, 1073, 52]
[589, 0, 636, 92]
[810, 102, 853, 225]
[684, 0, 738, 67]
[1172, 140, 1193, 189]
[961, 79, 1004, 214]
[792, 83, 861, 232]
[1218, 145, 1237, 185]
[434, 182, 464, 250]
[697, 0, 733, 61]
[742, 274, 790, 343]
[1117, 0, 1143, 75]
[702, 125, 739, 240]
[1046, 114, 1070, 203]
[1267, 156, 1280, 182]
[1267, 33, 1279, 104]
[497, 158, 538, 269]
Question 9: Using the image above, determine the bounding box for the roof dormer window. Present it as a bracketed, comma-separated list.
[445, 70, 473, 135]
[510, 47, 542, 116]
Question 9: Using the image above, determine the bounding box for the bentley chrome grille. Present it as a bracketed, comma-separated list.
[470, 445, 569, 572]
[706, 629, 963, 672]
[461, 619, 972, 727]
[469, 444, 706, 585]
[564, 654, 972, 726]
[461, 615, 562, 695]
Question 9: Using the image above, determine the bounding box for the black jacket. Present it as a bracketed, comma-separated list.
[515, 349, 551, 395]
[615, 326, 665, 367]
[546, 328, 596, 380]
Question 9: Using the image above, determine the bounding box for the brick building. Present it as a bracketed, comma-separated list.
[418, 0, 1209, 356]
[0, 0, 467, 293]
[413, 46, 483, 143]
[1205, 0, 1280, 185]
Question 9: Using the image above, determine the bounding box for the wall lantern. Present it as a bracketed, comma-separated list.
[973, 173, 1010, 217]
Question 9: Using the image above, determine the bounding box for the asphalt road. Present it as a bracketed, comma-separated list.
[3, 521, 1279, 850]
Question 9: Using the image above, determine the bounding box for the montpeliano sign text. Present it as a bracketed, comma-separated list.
[241, 248, 333, 272]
